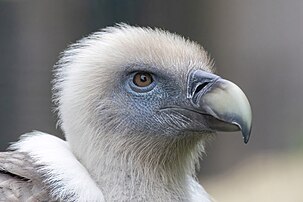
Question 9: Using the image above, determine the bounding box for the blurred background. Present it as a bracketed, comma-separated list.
[0, 0, 302, 201]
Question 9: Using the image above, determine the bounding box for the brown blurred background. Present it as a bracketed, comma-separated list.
[0, 0, 302, 201]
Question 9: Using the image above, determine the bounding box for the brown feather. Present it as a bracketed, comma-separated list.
[0, 152, 53, 201]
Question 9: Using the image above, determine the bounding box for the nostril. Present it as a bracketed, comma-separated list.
[194, 82, 209, 95]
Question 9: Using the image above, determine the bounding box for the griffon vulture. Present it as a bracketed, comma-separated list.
[0, 24, 252, 202]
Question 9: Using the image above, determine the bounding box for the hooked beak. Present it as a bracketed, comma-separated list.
[187, 70, 252, 143]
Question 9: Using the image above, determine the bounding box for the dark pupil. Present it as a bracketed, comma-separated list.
[140, 74, 147, 82]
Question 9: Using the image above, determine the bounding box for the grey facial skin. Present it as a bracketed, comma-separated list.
[123, 68, 252, 143]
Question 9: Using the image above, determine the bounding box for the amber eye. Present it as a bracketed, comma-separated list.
[133, 72, 153, 87]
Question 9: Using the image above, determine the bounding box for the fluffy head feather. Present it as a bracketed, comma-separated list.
[53, 24, 214, 201]
[54, 24, 213, 149]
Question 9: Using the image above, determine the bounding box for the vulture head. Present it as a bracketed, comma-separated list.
[51, 24, 252, 201]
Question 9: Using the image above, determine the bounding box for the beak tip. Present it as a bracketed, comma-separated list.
[242, 126, 252, 144]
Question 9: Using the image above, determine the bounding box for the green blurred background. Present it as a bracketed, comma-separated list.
[0, 1, 302, 201]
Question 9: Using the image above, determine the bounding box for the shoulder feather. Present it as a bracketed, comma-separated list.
[9, 131, 104, 202]
[0, 151, 52, 201]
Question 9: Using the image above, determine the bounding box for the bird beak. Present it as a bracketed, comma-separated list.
[187, 70, 252, 143]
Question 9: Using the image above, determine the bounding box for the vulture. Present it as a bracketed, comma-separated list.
[0, 24, 252, 202]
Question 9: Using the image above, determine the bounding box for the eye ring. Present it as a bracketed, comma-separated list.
[128, 72, 156, 93]
[133, 72, 153, 87]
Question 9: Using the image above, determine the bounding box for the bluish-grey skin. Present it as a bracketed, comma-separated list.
[100, 64, 251, 143]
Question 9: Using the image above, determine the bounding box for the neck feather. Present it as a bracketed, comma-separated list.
[73, 132, 206, 201]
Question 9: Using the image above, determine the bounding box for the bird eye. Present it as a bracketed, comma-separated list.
[133, 72, 153, 87]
